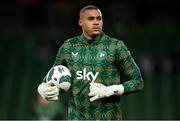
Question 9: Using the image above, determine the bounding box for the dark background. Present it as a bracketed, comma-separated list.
[0, 0, 179, 119]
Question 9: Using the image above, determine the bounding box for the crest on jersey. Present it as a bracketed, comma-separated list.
[96, 51, 107, 60]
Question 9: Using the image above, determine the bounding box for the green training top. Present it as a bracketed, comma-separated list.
[53, 32, 143, 120]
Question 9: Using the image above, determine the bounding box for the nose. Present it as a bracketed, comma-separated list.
[93, 20, 100, 25]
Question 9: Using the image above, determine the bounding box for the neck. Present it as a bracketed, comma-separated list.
[83, 32, 99, 40]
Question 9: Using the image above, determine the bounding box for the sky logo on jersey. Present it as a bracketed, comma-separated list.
[76, 68, 99, 83]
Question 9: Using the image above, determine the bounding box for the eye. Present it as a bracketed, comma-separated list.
[97, 16, 102, 21]
[87, 17, 94, 21]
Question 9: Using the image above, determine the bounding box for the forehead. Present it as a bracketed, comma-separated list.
[81, 9, 102, 18]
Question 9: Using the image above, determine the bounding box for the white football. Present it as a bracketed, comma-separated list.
[46, 65, 71, 91]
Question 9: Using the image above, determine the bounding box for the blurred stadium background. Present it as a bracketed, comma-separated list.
[0, 0, 179, 120]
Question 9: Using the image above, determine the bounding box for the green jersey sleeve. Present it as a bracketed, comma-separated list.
[54, 41, 72, 85]
[116, 41, 144, 94]
[53, 42, 67, 66]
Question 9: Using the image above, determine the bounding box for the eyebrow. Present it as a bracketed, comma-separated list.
[87, 16, 102, 19]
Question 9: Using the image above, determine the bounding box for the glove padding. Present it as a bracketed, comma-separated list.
[37, 81, 59, 101]
[88, 83, 124, 102]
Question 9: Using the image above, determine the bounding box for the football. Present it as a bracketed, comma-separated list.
[45, 65, 71, 91]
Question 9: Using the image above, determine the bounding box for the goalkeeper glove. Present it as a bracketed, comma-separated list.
[88, 83, 124, 102]
[37, 79, 71, 101]
[37, 80, 59, 101]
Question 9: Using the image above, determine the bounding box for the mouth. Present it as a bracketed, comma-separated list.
[92, 27, 101, 31]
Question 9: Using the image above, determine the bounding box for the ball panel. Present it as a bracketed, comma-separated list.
[46, 65, 71, 83]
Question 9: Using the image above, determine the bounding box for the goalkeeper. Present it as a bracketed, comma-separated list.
[37, 5, 144, 120]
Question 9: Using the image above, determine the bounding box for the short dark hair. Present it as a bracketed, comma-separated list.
[79, 5, 100, 18]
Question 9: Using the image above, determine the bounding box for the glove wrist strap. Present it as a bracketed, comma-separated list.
[109, 84, 124, 96]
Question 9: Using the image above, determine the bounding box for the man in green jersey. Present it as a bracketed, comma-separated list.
[37, 5, 144, 120]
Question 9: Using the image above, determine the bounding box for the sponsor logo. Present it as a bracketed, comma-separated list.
[72, 52, 78, 57]
[76, 68, 99, 83]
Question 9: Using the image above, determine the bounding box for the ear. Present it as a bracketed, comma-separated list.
[79, 19, 82, 26]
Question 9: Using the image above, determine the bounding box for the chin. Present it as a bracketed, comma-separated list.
[92, 31, 100, 35]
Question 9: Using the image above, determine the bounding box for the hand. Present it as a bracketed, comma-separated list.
[88, 83, 124, 102]
[88, 83, 113, 102]
[49, 76, 71, 92]
[37, 81, 59, 101]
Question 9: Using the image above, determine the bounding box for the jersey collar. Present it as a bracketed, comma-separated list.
[79, 32, 106, 45]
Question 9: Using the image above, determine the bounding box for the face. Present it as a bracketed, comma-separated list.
[79, 9, 103, 39]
